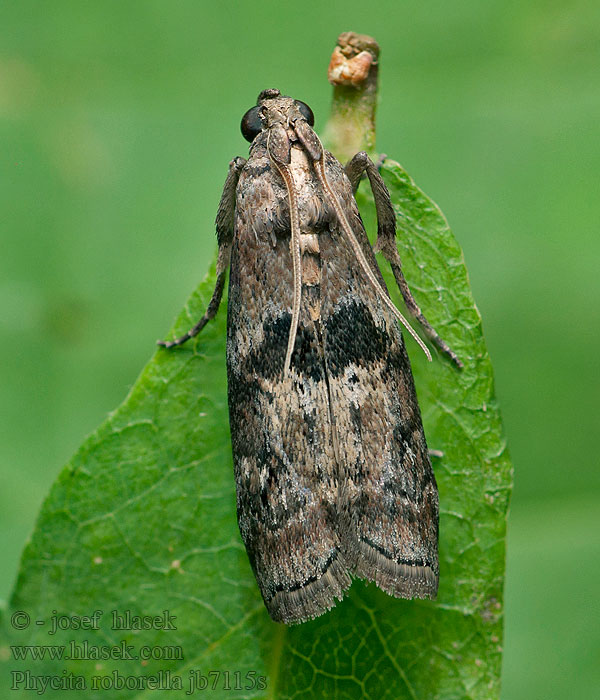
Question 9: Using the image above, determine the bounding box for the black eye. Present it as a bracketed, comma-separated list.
[295, 100, 314, 126]
[241, 106, 262, 142]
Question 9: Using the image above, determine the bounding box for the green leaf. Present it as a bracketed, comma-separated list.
[1, 159, 511, 699]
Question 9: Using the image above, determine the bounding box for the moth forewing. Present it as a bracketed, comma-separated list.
[160, 89, 459, 624]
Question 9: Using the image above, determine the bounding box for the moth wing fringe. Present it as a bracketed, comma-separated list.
[266, 555, 353, 624]
[355, 541, 439, 599]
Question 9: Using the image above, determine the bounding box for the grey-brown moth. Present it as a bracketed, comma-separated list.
[159, 89, 461, 624]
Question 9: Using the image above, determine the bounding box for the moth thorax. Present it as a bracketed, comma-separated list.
[300, 233, 320, 255]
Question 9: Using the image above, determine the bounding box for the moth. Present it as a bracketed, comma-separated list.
[159, 89, 461, 624]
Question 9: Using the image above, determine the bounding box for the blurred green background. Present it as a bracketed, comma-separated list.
[1, 1, 598, 698]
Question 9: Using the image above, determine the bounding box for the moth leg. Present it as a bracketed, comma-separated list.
[344, 151, 387, 193]
[157, 156, 246, 349]
[346, 151, 463, 369]
[157, 257, 227, 349]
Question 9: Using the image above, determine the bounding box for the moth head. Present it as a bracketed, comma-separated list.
[240, 89, 315, 143]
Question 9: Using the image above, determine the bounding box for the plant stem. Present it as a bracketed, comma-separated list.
[323, 31, 380, 161]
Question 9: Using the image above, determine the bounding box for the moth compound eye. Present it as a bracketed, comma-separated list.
[241, 106, 262, 142]
[295, 101, 315, 126]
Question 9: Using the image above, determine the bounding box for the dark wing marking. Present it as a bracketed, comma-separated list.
[226, 160, 351, 624]
[319, 153, 439, 599]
